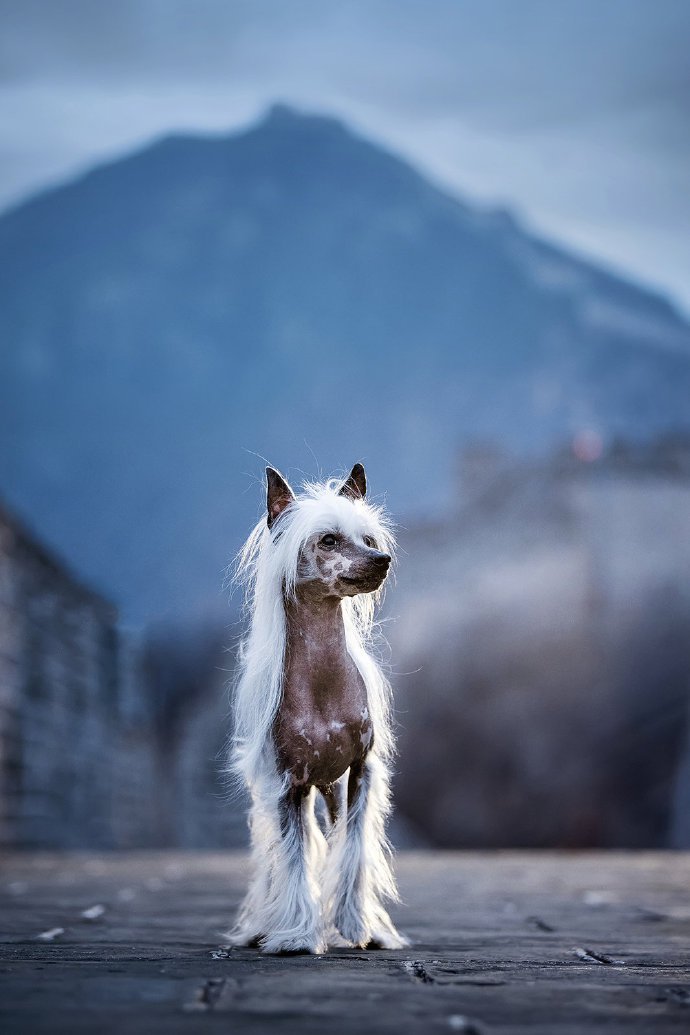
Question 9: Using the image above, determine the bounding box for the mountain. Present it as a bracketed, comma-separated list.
[1, 103, 689, 624]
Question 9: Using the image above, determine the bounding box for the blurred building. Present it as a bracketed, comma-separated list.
[0, 502, 243, 849]
[388, 435, 690, 848]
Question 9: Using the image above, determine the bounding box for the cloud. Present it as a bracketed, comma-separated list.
[1, 0, 689, 310]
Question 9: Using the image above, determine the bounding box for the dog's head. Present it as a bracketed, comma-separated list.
[266, 463, 392, 599]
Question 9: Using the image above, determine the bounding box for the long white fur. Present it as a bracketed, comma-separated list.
[325, 752, 407, 948]
[228, 474, 406, 953]
[234, 771, 327, 953]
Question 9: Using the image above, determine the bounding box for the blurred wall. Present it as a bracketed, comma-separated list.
[0, 503, 243, 849]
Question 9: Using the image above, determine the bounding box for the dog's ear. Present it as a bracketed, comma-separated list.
[339, 462, 366, 501]
[266, 467, 295, 528]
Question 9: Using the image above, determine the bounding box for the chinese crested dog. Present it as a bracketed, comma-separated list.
[228, 463, 406, 954]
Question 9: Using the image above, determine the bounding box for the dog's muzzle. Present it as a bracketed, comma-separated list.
[341, 551, 391, 588]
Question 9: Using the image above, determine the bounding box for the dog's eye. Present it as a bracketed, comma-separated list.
[363, 536, 377, 549]
[320, 534, 337, 548]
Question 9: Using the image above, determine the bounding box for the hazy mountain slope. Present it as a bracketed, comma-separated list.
[1, 104, 689, 623]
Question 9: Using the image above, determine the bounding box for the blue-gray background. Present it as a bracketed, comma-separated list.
[1, 1, 689, 849]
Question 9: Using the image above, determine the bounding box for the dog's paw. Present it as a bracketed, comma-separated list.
[325, 927, 351, 949]
[261, 933, 326, 955]
[336, 909, 409, 949]
[365, 927, 410, 950]
[223, 929, 263, 948]
[334, 918, 371, 949]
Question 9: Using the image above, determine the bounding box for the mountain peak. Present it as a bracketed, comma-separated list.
[263, 102, 304, 124]
[257, 102, 348, 136]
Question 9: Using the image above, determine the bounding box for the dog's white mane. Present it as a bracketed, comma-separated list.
[230, 476, 396, 787]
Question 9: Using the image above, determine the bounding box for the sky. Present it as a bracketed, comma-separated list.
[1, 0, 689, 312]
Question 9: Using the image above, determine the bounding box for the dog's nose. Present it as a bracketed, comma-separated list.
[371, 551, 392, 567]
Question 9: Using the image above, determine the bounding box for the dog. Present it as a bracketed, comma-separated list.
[227, 463, 406, 954]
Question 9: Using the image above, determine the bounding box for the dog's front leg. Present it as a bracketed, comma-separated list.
[258, 784, 325, 955]
[327, 753, 408, 949]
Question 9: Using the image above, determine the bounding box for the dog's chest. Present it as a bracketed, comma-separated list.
[275, 645, 372, 786]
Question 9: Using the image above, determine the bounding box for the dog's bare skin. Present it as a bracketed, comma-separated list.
[276, 582, 372, 810]
[273, 502, 391, 811]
